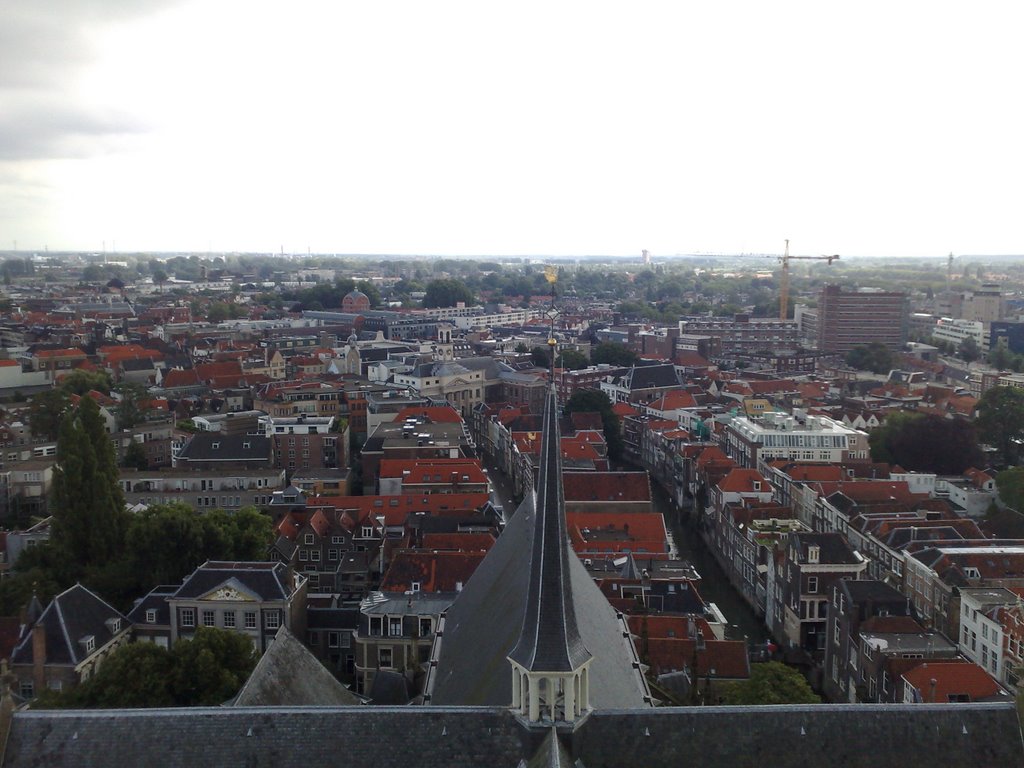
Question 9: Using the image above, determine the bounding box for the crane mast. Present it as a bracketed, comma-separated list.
[776, 240, 840, 320]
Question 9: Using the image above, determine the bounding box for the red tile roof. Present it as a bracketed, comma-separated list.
[901, 661, 1002, 703]
[420, 532, 495, 552]
[562, 472, 650, 502]
[392, 406, 464, 423]
[315, 492, 490, 525]
[379, 550, 486, 593]
[716, 468, 769, 494]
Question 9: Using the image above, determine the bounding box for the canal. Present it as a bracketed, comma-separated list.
[648, 480, 769, 646]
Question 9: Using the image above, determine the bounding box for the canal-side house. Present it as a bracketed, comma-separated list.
[773, 532, 867, 659]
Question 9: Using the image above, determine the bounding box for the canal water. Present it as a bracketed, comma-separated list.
[648, 480, 769, 646]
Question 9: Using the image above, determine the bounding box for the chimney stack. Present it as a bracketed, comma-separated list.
[32, 624, 46, 694]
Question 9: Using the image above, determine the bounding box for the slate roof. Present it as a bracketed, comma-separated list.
[428, 438, 651, 706]
[231, 626, 360, 706]
[176, 433, 272, 463]
[509, 386, 591, 674]
[4, 703, 1022, 768]
[173, 561, 297, 601]
[11, 584, 128, 667]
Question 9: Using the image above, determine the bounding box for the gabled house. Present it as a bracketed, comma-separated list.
[10, 584, 130, 698]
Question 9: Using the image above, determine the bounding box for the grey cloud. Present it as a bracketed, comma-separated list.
[0, 1, 178, 161]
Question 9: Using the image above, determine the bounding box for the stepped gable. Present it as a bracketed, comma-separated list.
[427, 386, 650, 708]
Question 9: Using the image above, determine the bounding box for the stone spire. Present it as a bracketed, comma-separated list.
[508, 383, 592, 723]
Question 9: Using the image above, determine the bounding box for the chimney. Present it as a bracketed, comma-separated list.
[32, 624, 46, 694]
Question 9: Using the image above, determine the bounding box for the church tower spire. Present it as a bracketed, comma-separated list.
[508, 380, 592, 723]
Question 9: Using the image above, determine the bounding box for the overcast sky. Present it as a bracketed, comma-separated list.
[1, 1, 1022, 258]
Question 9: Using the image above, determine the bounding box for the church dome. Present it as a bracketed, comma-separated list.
[342, 288, 371, 312]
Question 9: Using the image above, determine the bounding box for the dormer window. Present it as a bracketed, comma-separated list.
[211, 442, 220, 450]
[808, 545, 820, 564]
[145, 609, 157, 624]
[81, 635, 96, 654]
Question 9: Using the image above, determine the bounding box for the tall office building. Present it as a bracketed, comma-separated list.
[817, 284, 909, 354]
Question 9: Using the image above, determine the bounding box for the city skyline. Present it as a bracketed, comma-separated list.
[2, 1, 1022, 258]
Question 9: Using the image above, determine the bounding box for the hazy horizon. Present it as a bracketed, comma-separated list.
[2, 2, 1022, 258]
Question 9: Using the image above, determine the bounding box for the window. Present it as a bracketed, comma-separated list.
[419, 618, 432, 637]
[84, 636, 95, 653]
[145, 609, 157, 624]
[332, 536, 343, 545]
[299, 549, 309, 561]
[265, 611, 281, 630]
[329, 549, 339, 562]
[370, 616, 383, 636]
[181, 607, 196, 627]
[389, 617, 402, 637]
[310, 550, 321, 562]
[20, 681, 33, 699]
[328, 631, 340, 648]
[982, 624, 989, 640]
[379, 647, 393, 668]
[244, 611, 257, 629]
[304, 533, 315, 545]
[202, 610, 216, 627]
[411, 582, 420, 593]
[223, 611, 236, 628]
[807, 576, 818, 594]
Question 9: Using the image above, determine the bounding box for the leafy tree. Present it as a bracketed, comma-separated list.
[977, 386, 1024, 466]
[206, 302, 246, 323]
[558, 349, 589, 370]
[115, 383, 149, 430]
[720, 662, 819, 705]
[170, 627, 258, 705]
[530, 346, 553, 368]
[28, 389, 71, 440]
[989, 340, 1013, 370]
[123, 440, 149, 470]
[40, 642, 176, 709]
[565, 388, 623, 459]
[958, 336, 981, 364]
[591, 342, 638, 367]
[514, 342, 529, 354]
[422, 278, 474, 308]
[59, 369, 112, 396]
[51, 397, 128, 574]
[845, 342, 894, 374]
[869, 412, 982, 474]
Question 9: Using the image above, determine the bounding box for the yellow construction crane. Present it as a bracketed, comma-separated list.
[774, 239, 840, 320]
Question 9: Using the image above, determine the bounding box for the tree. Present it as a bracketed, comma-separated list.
[422, 278, 474, 308]
[28, 389, 70, 440]
[41, 642, 176, 709]
[958, 336, 981, 365]
[514, 342, 529, 354]
[530, 346, 553, 368]
[558, 349, 589, 371]
[59, 369, 112, 396]
[170, 627, 258, 705]
[152, 268, 168, 292]
[564, 388, 623, 460]
[720, 662, 819, 705]
[50, 397, 128, 574]
[989, 340, 1013, 370]
[123, 440, 149, 470]
[978, 386, 1024, 466]
[591, 342, 638, 367]
[845, 342, 894, 374]
[115, 383, 149, 430]
[869, 412, 983, 474]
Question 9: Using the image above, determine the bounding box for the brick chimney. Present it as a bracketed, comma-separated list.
[32, 624, 46, 694]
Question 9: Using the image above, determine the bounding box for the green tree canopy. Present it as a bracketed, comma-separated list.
[28, 389, 71, 440]
[59, 369, 112, 396]
[123, 440, 149, 470]
[36, 627, 257, 709]
[977, 385, 1024, 467]
[51, 397, 128, 575]
[565, 388, 623, 459]
[170, 627, 259, 705]
[845, 342, 895, 374]
[557, 349, 589, 370]
[591, 342, 638, 367]
[869, 411, 983, 474]
[720, 662, 820, 705]
[422, 278, 474, 308]
[958, 336, 981, 364]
